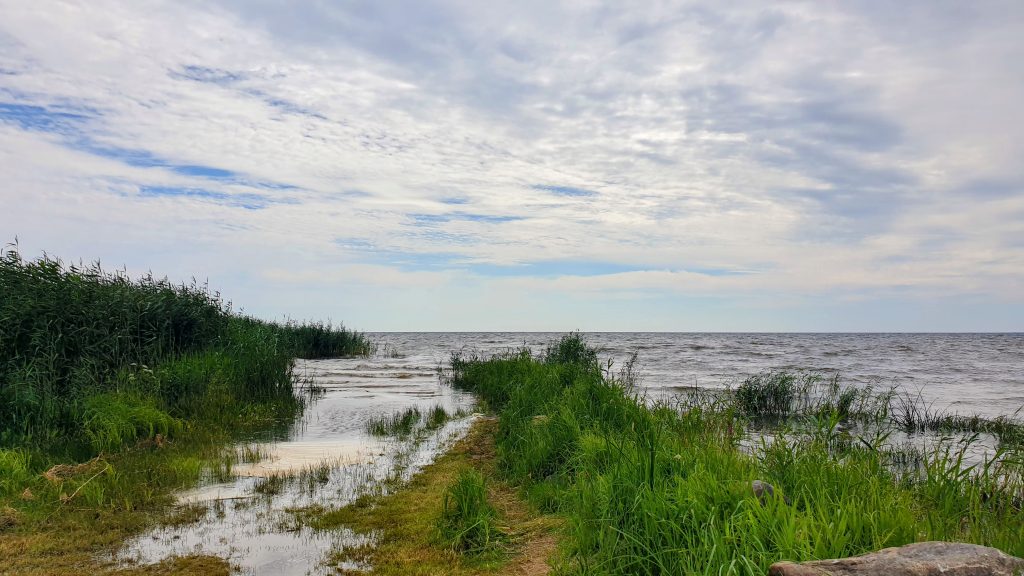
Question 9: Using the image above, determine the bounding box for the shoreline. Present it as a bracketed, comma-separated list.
[3, 333, 1024, 574]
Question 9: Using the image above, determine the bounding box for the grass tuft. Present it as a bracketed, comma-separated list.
[437, 469, 504, 556]
[367, 407, 423, 437]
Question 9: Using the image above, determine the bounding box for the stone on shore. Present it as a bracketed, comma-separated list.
[768, 541, 1024, 576]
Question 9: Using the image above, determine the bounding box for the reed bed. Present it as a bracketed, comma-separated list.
[448, 334, 1024, 575]
[0, 245, 370, 530]
[367, 407, 424, 437]
[0, 244, 371, 455]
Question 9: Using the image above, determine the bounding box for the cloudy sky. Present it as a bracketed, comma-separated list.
[1, 1, 1022, 331]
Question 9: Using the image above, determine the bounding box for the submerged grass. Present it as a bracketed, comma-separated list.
[727, 369, 1024, 451]
[448, 333, 1024, 575]
[367, 407, 423, 437]
[366, 404, 465, 438]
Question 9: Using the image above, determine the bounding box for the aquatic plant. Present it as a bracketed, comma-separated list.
[732, 371, 887, 422]
[734, 371, 798, 417]
[253, 474, 286, 496]
[366, 407, 423, 437]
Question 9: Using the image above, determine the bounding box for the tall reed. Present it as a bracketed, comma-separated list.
[0, 244, 371, 453]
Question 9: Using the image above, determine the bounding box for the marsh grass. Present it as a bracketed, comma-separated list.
[253, 474, 287, 496]
[448, 333, 1024, 575]
[162, 502, 208, 528]
[366, 405, 465, 439]
[367, 407, 422, 437]
[730, 371, 1024, 450]
[891, 390, 1024, 443]
[733, 371, 890, 423]
[426, 405, 451, 430]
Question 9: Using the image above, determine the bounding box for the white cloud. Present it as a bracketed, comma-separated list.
[0, 0, 1021, 330]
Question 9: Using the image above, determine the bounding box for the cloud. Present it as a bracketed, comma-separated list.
[0, 0, 1021, 330]
[532, 185, 599, 198]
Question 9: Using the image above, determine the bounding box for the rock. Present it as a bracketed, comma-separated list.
[752, 480, 792, 506]
[752, 480, 776, 500]
[768, 541, 1024, 576]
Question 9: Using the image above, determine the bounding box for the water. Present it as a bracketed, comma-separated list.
[119, 355, 476, 575]
[371, 332, 1024, 418]
[120, 332, 1023, 573]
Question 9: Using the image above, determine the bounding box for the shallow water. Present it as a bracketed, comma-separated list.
[119, 356, 475, 575]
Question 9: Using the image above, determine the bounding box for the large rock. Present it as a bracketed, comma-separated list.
[769, 542, 1024, 576]
[751, 480, 792, 506]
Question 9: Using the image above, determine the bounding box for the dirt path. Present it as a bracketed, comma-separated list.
[503, 532, 559, 576]
[317, 416, 562, 576]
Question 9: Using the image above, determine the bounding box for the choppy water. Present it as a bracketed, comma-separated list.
[371, 332, 1024, 418]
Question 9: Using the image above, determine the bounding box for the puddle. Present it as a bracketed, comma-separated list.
[119, 355, 475, 575]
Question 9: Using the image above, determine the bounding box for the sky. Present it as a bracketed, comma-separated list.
[1, 1, 1022, 332]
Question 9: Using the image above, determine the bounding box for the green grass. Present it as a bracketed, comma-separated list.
[366, 405, 465, 439]
[437, 468, 504, 555]
[0, 243, 371, 454]
[367, 407, 423, 437]
[426, 404, 453, 430]
[448, 333, 1024, 575]
[0, 244, 371, 573]
[732, 371, 889, 422]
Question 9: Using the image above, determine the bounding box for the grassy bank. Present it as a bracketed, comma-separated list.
[448, 334, 1024, 575]
[0, 245, 371, 573]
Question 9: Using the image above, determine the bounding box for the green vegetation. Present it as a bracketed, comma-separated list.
[0, 244, 370, 574]
[368, 407, 424, 437]
[366, 404, 463, 438]
[0, 243, 371, 453]
[302, 418, 561, 576]
[437, 468, 504, 555]
[449, 333, 1024, 575]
